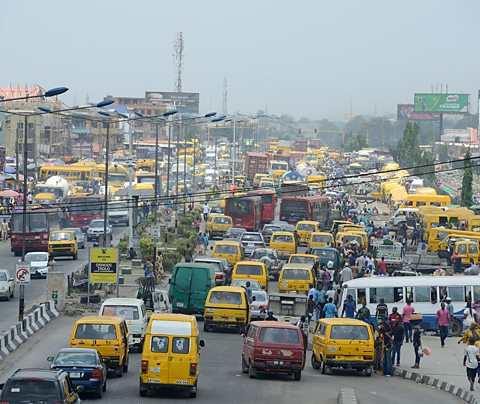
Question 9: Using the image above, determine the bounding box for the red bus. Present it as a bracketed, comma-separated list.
[279, 196, 331, 226]
[63, 194, 104, 231]
[247, 189, 276, 224]
[10, 205, 60, 255]
[224, 195, 262, 231]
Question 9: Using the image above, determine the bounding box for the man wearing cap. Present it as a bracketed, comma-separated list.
[340, 263, 353, 286]
[446, 297, 454, 337]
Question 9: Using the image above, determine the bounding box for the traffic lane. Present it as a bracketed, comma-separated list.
[0, 315, 460, 404]
[0, 226, 127, 333]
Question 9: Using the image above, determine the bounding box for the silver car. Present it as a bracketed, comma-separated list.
[239, 232, 265, 257]
[24, 252, 49, 279]
[251, 290, 269, 320]
[0, 269, 15, 301]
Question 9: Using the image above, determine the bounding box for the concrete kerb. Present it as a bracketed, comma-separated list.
[337, 387, 358, 404]
[0, 300, 59, 364]
[395, 368, 480, 404]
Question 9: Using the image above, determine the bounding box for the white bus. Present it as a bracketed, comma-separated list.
[339, 276, 480, 336]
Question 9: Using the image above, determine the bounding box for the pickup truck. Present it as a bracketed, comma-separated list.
[371, 239, 404, 271]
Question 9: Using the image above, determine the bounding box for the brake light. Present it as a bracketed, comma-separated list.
[42, 233, 48, 239]
[190, 363, 198, 376]
[11, 234, 16, 240]
[326, 355, 335, 359]
[259, 305, 268, 309]
[364, 355, 373, 360]
[141, 360, 148, 373]
[260, 242, 265, 247]
[91, 368, 102, 379]
[215, 274, 224, 279]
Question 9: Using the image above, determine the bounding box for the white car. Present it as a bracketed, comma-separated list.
[87, 219, 112, 241]
[24, 252, 49, 279]
[251, 290, 268, 320]
[108, 202, 129, 226]
[0, 269, 15, 301]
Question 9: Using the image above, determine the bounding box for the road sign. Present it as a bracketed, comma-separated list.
[417, 242, 428, 256]
[15, 262, 31, 285]
[151, 224, 161, 239]
[90, 247, 118, 283]
[164, 208, 173, 217]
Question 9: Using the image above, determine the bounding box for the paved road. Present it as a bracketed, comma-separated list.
[0, 315, 462, 404]
[0, 226, 127, 333]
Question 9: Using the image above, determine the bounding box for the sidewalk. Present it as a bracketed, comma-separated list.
[395, 335, 480, 402]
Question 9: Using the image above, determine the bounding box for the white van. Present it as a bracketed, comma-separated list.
[99, 298, 148, 352]
[408, 179, 424, 194]
[391, 207, 418, 227]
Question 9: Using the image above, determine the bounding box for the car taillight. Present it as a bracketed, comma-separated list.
[11, 234, 16, 239]
[42, 234, 48, 239]
[141, 360, 148, 373]
[364, 355, 373, 360]
[326, 355, 335, 359]
[242, 242, 248, 246]
[215, 274, 224, 279]
[91, 368, 102, 379]
[260, 305, 268, 309]
[190, 363, 198, 376]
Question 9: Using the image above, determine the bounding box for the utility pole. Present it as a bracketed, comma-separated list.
[222, 77, 228, 116]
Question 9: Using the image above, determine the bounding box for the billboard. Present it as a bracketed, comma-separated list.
[397, 104, 440, 121]
[414, 93, 469, 113]
[145, 91, 199, 113]
[89, 247, 118, 283]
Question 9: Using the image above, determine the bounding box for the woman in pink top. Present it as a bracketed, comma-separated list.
[403, 300, 415, 343]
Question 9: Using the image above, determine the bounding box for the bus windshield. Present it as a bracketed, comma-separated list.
[67, 198, 103, 215]
[227, 200, 251, 216]
[12, 213, 48, 232]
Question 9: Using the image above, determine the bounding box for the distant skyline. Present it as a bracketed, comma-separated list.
[2, 0, 479, 119]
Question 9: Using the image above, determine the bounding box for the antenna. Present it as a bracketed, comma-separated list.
[222, 77, 228, 115]
[174, 32, 184, 93]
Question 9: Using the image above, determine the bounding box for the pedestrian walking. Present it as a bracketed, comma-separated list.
[202, 202, 210, 221]
[392, 320, 404, 366]
[245, 281, 252, 303]
[376, 298, 389, 324]
[339, 263, 353, 286]
[389, 307, 402, 330]
[411, 325, 422, 369]
[445, 297, 454, 336]
[463, 301, 477, 333]
[203, 233, 209, 252]
[196, 233, 205, 255]
[306, 295, 315, 325]
[356, 301, 371, 324]
[322, 297, 337, 318]
[380, 326, 394, 377]
[403, 300, 415, 343]
[464, 337, 479, 391]
[1, 219, 8, 241]
[342, 294, 356, 318]
[184, 244, 193, 262]
[436, 302, 451, 348]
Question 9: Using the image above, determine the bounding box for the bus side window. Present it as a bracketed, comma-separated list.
[448, 286, 465, 302]
[473, 286, 480, 302]
[414, 286, 432, 303]
[357, 288, 366, 305]
[405, 286, 413, 302]
[393, 287, 403, 303]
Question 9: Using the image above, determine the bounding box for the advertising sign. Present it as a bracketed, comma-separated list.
[145, 91, 199, 113]
[414, 93, 469, 113]
[90, 247, 118, 283]
[397, 104, 440, 121]
[16, 262, 31, 285]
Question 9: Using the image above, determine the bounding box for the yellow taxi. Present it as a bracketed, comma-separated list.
[32, 192, 56, 205]
[253, 173, 269, 187]
[278, 263, 315, 293]
[295, 221, 320, 245]
[205, 214, 233, 238]
[231, 261, 268, 290]
[269, 231, 297, 259]
[140, 313, 204, 398]
[308, 232, 334, 249]
[203, 286, 251, 332]
[48, 229, 78, 260]
[287, 253, 317, 267]
[212, 240, 243, 266]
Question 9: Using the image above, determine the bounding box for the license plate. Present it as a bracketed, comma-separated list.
[177, 302, 184, 308]
[273, 360, 283, 365]
[150, 367, 160, 373]
[213, 316, 228, 321]
[69, 372, 81, 378]
[176, 380, 189, 385]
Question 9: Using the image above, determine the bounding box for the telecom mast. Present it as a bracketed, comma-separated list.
[174, 32, 184, 93]
[222, 77, 228, 115]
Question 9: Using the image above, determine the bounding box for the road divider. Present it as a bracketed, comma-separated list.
[337, 388, 358, 404]
[0, 300, 58, 362]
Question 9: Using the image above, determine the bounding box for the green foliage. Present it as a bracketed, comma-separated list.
[162, 251, 183, 272]
[117, 239, 128, 255]
[344, 133, 368, 152]
[139, 237, 154, 261]
[461, 148, 474, 207]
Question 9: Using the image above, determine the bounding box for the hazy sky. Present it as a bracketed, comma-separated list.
[2, 0, 479, 119]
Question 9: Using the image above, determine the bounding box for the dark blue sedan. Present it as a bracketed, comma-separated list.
[48, 347, 107, 398]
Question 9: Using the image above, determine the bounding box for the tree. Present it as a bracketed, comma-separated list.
[344, 133, 368, 152]
[395, 122, 421, 168]
[461, 148, 474, 207]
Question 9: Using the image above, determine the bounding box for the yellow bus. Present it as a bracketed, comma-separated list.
[38, 165, 98, 182]
[428, 228, 480, 252]
[400, 194, 451, 209]
[422, 208, 474, 240]
[97, 164, 129, 186]
[136, 159, 155, 172]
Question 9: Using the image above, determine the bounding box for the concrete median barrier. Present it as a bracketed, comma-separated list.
[0, 300, 58, 362]
[337, 388, 358, 404]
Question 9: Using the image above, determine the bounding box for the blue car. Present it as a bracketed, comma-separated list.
[48, 347, 107, 398]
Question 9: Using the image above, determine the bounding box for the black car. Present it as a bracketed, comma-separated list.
[0, 368, 81, 403]
[48, 347, 107, 398]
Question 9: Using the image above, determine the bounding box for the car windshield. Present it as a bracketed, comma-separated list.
[313, 235, 332, 243]
[290, 256, 315, 265]
[252, 292, 266, 302]
[74, 323, 118, 340]
[102, 305, 139, 320]
[330, 325, 369, 340]
[235, 264, 263, 276]
[227, 228, 244, 235]
[54, 351, 97, 366]
[215, 245, 238, 254]
[272, 234, 293, 242]
[50, 232, 73, 241]
[259, 327, 300, 344]
[313, 249, 336, 260]
[263, 226, 280, 233]
[90, 220, 104, 228]
[209, 291, 242, 304]
[242, 234, 262, 242]
[282, 268, 311, 280]
[214, 217, 231, 224]
[0, 272, 7, 281]
[2, 380, 59, 401]
[25, 253, 48, 262]
[196, 260, 221, 270]
[297, 223, 315, 231]
[231, 280, 261, 290]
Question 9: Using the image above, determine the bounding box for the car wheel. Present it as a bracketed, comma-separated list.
[451, 319, 463, 337]
[94, 384, 103, 399]
[123, 356, 129, 373]
[102, 378, 107, 392]
[311, 353, 321, 370]
[73, 252, 78, 260]
[293, 371, 302, 381]
[189, 381, 197, 398]
[248, 362, 256, 379]
[364, 367, 373, 377]
[203, 322, 210, 332]
[321, 359, 326, 374]
[115, 365, 123, 377]
[241, 357, 248, 374]
[325, 366, 333, 375]
[139, 380, 148, 397]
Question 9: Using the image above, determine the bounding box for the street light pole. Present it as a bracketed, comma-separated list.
[19, 114, 28, 323]
[103, 121, 110, 247]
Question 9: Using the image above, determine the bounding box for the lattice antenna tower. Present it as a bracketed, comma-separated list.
[174, 32, 184, 93]
[222, 77, 228, 115]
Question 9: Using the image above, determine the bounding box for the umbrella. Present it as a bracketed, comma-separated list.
[0, 190, 19, 198]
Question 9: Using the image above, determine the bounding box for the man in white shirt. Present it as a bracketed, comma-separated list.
[202, 203, 210, 221]
[464, 337, 479, 391]
[340, 264, 353, 285]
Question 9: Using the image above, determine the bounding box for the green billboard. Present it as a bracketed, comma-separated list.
[414, 93, 469, 113]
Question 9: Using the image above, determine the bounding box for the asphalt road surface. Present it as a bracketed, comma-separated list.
[0, 226, 127, 333]
[0, 315, 462, 404]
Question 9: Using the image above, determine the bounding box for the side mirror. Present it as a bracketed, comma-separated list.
[252, 296, 256, 302]
[210, 246, 213, 250]
[199, 339, 205, 348]
[47, 356, 54, 362]
[9, 278, 13, 282]
[261, 285, 266, 290]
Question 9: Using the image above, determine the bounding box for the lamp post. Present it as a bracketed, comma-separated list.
[0, 86, 69, 103]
